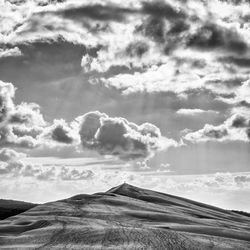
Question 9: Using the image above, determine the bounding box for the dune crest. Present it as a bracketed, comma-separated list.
[0, 184, 250, 249]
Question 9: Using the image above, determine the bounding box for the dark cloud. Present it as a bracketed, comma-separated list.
[231, 115, 250, 128]
[136, 17, 166, 43]
[187, 24, 248, 54]
[48, 120, 76, 144]
[247, 128, 250, 139]
[167, 20, 189, 35]
[203, 127, 229, 139]
[142, 1, 186, 20]
[8, 0, 66, 6]
[0, 81, 14, 123]
[56, 1, 186, 24]
[219, 56, 250, 67]
[0, 98, 8, 123]
[237, 101, 250, 108]
[230, 114, 250, 140]
[38, 0, 66, 6]
[51, 126, 73, 144]
[126, 41, 149, 58]
[134, 1, 189, 54]
[205, 76, 245, 89]
[219, 0, 250, 4]
[57, 4, 137, 22]
[78, 111, 173, 160]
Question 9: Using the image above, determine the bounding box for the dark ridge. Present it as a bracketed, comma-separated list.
[0, 199, 37, 220]
[232, 210, 250, 218]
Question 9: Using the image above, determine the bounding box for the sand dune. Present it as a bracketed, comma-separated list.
[0, 183, 250, 249]
[0, 200, 37, 220]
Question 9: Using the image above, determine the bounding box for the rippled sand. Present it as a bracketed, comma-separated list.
[0, 183, 250, 249]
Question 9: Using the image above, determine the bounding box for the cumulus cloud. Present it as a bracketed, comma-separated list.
[184, 109, 250, 142]
[0, 80, 15, 123]
[0, 148, 26, 162]
[77, 111, 177, 160]
[42, 119, 79, 144]
[0, 80, 46, 148]
[0, 80, 81, 151]
[1, 79, 178, 160]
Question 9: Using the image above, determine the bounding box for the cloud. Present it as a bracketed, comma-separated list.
[0, 47, 22, 58]
[9, 102, 46, 126]
[0, 80, 81, 152]
[1, 79, 179, 159]
[1, 0, 250, 101]
[219, 56, 250, 68]
[1, 0, 250, 162]
[0, 160, 95, 181]
[235, 80, 250, 104]
[176, 109, 219, 116]
[0, 148, 26, 162]
[78, 111, 177, 160]
[100, 62, 203, 95]
[0, 160, 24, 175]
[42, 119, 79, 144]
[187, 23, 248, 54]
[141, 1, 186, 20]
[59, 166, 94, 181]
[0, 149, 94, 181]
[184, 110, 250, 142]
[0, 80, 15, 123]
[0, 80, 46, 148]
[57, 4, 137, 22]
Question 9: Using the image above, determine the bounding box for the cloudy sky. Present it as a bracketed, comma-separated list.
[0, 0, 250, 211]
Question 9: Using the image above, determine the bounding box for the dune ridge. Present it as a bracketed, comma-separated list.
[0, 183, 250, 249]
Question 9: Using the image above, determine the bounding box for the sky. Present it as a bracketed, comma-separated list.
[0, 0, 250, 211]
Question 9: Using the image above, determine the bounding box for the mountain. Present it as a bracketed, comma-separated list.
[0, 199, 37, 220]
[0, 183, 250, 249]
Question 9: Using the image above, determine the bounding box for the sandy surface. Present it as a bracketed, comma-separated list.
[0, 183, 250, 249]
[0, 200, 37, 220]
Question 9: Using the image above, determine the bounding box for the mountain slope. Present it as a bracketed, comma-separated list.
[0, 183, 250, 249]
[0, 199, 37, 220]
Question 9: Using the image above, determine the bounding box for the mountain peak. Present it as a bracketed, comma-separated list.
[106, 183, 141, 196]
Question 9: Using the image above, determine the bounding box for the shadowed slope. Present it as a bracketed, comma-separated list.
[0, 184, 250, 249]
[0, 199, 37, 220]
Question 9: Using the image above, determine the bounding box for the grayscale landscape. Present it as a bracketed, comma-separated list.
[1, 0, 250, 249]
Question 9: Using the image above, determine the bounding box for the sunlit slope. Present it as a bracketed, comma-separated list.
[0, 183, 250, 249]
